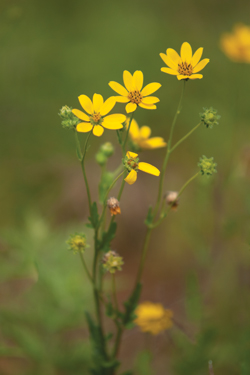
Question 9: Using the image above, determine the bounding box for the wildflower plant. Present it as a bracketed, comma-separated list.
[59, 40, 219, 374]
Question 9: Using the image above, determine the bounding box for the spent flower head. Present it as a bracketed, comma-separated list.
[102, 250, 124, 274]
[67, 233, 87, 254]
[123, 151, 160, 185]
[59, 105, 80, 130]
[160, 42, 209, 80]
[220, 24, 250, 63]
[134, 302, 173, 335]
[107, 197, 121, 216]
[165, 191, 179, 211]
[109, 70, 161, 113]
[200, 107, 220, 129]
[198, 155, 217, 176]
[127, 118, 166, 151]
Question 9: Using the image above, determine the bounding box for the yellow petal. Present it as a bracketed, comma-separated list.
[141, 96, 160, 104]
[102, 121, 123, 130]
[138, 162, 160, 176]
[138, 103, 156, 110]
[189, 74, 203, 80]
[115, 96, 130, 103]
[192, 58, 209, 73]
[126, 151, 138, 158]
[133, 70, 143, 91]
[124, 170, 137, 185]
[72, 109, 89, 122]
[76, 122, 93, 133]
[139, 126, 151, 139]
[141, 82, 161, 96]
[100, 97, 116, 116]
[92, 94, 103, 112]
[104, 114, 126, 123]
[141, 137, 166, 149]
[78, 95, 93, 114]
[191, 47, 203, 67]
[109, 81, 128, 96]
[126, 102, 137, 113]
[161, 67, 179, 75]
[123, 70, 133, 91]
[93, 125, 104, 137]
[128, 118, 140, 139]
[177, 74, 188, 80]
[167, 48, 181, 63]
[160, 53, 178, 70]
[180, 42, 192, 62]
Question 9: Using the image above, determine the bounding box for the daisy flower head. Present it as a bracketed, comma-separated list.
[127, 118, 166, 151]
[123, 151, 160, 185]
[220, 24, 250, 63]
[160, 42, 210, 80]
[134, 302, 173, 335]
[72, 94, 126, 137]
[109, 70, 161, 113]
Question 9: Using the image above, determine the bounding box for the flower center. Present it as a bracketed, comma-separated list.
[178, 61, 193, 76]
[127, 158, 138, 170]
[128, 90, 143, 104]
[90, 112, 103, 125]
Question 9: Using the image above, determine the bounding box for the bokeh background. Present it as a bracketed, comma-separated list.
[1, 0, 250, 374]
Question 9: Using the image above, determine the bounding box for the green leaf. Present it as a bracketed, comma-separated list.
[88, 202, 99, 229]
[76, 146, 82, 161]
[144, 206, 153, 226]
[100, 222, 117, 252]
[122, 283, 142, 327]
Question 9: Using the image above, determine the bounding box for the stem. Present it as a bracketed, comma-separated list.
[122, 113, 134, 156]
[79, 252, 93, 284]
[112, 325, 124, 358]
[112, 274, 119, 311]
[135, 228, 152, 284]
[171, 122, 201, 153]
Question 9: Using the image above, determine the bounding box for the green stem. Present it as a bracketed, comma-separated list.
[135, 227, 152, 284]
[112, 325, 124, 358]
[112, 274, 119, 311]
[171, 122, 201, 153]
[79, 252, 93, 284]
[122, 113, 134, 156]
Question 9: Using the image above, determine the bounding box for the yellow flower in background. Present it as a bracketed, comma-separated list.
[127, 118, 166, 150]
[160, 42, 209, 80]
[109, 70, 161, 113]
[123, 151, 160, 185]
[134, 302, 173, 335]
[220, 24, 250, 63]
[72, 94, 126, 137]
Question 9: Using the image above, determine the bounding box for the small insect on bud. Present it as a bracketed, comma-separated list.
[107, 197, 121, 216]
[165, 191, 179, 210]
[66, 233, 87, 254]
[102, 250, 124, 274]
[198, 155, 217, 176]
[200, 107, 220, 129]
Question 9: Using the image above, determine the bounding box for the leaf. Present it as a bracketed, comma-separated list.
[100, 222, 117, 252]
[122, 283, 142, 327]
[76, 146, 82, 161]
[144, 206, 153, 226]
[88, 202, 99, 229]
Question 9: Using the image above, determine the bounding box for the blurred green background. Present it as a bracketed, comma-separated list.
[1, 0, 250, 374]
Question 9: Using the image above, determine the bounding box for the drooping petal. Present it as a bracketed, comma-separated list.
[102, 121, 123, 130]
[100, 96, 116, 116]
[139, 126, 151, 139]
[128, 119, 140, 139]
[123, 70, 134, 91]
[191, 47, 203, 67]
[104, 114, 126, 123]
[72, 109, 89, 122]
[192, 58, 210, 73]
[189, 74, 203, 79]
[141, 96, 160, 104]
[126, 151, 138, 158]
[93, 125, 104, 137]
[141, 82, 161, 96]
[167, 48, 181, 63]
[109, 81, 128, 96]
[76, 122, 93, 133]
[124, 170, 137, 185]
[138, 162, 160, 176]
[180, 42, 192, 63]
[78, 95, 93, 114]
[126, 102, 137, 113]
[177, 74, 188, 80]
[115, 96, 130, 103]
[138, 103, 157, 110]
[142, 137, 167, 149]
[92, 94, 103, 112]
[133, 70, 143, 91]
[161, 67, 179, 75]
[160, 53, 178, 70]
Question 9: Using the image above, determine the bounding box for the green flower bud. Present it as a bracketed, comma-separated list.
[200, 107, 220, 129]
[100, 142, 114, 157]
[102, 250, 124, 274]
[95, 152, 107, 166]
[67, 233, 87, 254]
[198, 155, 217, 176]
[59, 105, 80, 130]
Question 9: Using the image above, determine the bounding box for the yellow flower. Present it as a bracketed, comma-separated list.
[123, 151, 160, 185]
[134, 302, 173, 335]
[72, 94, 126, 137]
[160, 42, 210, 80]
[220, 24, 250, 63]
[127, 118, 166, 150]
[109, 70, 161, 113]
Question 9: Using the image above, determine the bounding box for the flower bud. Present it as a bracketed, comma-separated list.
[102, 250, 124, 274]
[198, 155, 217, 176]
[165, 191, 179, 210]
[100, 142, 114, 157]
[58, 106, 80, 130]
[107, 197, 121, 216]
[95, 152, 107, 166]
[67, 233, 87, 254]
[200, 107, 220, 129]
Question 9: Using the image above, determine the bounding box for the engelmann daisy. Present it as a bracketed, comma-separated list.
[109, 71, 161, 113]
[134, 302, 173, 335]
[123, 151, 160, 185]
[72, 94, 126, 137]
[220, 24, 250, 63]
[160, 42, 210, 80]
[127, 118, 166, 150]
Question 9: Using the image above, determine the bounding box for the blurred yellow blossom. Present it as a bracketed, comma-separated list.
[127, 118, 166, 150]
[134, 302, 173, 335]
[160, 42, 209, 80]
[220, 24, 250, 63]
[123, 151, 160, 185]
[109, 70, 161, 113]
[72, 94, 126, 137]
